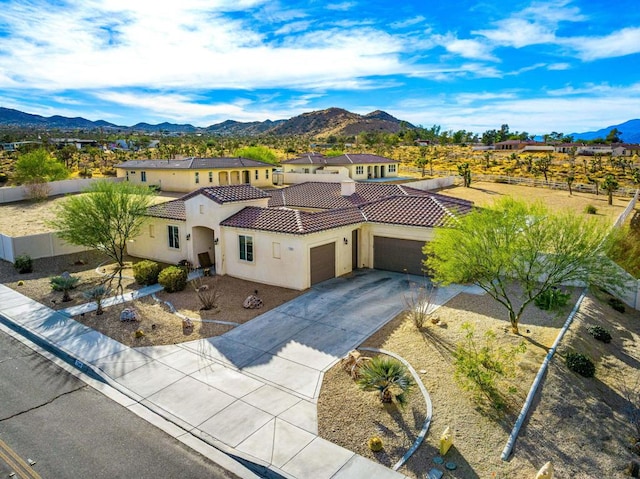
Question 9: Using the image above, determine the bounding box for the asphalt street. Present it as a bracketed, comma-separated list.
[0, 328, 241, 479]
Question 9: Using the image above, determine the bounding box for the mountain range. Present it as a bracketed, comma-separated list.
[1, 106, 639, 142]
[0, 107, 411, 138]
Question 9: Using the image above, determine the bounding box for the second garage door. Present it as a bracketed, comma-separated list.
[310, 242, 336, 285]
[373, 236, 426, 276]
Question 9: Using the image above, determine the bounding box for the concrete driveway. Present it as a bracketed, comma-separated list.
[0, 269, 467, 479]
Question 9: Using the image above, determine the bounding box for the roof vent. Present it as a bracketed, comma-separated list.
[341, 179, 356, 196]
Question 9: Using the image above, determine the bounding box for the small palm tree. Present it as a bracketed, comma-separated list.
[83, 285, 111, 315]
[357, 356, 415, 406]
[50, 274, 80, 302]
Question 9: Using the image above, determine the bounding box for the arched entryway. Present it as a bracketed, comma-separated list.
[219, 171, 229, 185]
[191, 226, 216, 272]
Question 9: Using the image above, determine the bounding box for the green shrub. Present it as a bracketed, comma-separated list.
[357, 356, 414, 407]
[587, 325, 612, 343]
[133, 260, 162, 285]
[14, 254, 33, 274]
[566, 352, 595, 377]
[585, 204, 597, 215]
[608, 297, 626, 313]
[158, 266, 188, 293]
[454, 323, 526, 409]
[534, 287, 571, 310]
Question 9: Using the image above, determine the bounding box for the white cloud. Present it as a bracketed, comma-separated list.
[390, 16, 426, 29]
[562, 28, 640, 61]
[395, 83, 640, 133]
[547, 62, 571, 70]
[435, 34, 497, 61]
[474, 18, 555, 48]
[326, 2, 356, 11]
[0, 1, 417, 93]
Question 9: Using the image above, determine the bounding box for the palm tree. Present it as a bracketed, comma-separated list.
[357, 356, 415, 406]
[83, 285, 111, 315]
[50, 274, 80, 302]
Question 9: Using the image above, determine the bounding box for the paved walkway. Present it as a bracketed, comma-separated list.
[0, 270, 472, 479]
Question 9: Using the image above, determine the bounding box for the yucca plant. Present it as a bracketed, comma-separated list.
[357, 356, 415, 406]
[50, 274, 80, 302]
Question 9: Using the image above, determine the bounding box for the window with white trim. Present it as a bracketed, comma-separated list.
[266, 169, 269, 179]
[209, 171, 213, 183]
[140, 171, 147, 182]
[168, 225, 180, 249]
[239, 235, 253, 262]
[356, 166, 364, 174]
[255, 170, 259, 180]
[388, 164, 396, 173]
[195, 172, 200, 184]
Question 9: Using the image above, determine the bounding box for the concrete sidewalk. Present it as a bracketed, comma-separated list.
[0, 270, 472, 478]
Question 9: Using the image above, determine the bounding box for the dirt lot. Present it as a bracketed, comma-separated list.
[437, 181, 631, 220]
[0, 192, 179, 236]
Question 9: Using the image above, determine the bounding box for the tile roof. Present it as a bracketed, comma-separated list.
[361, 195, 472, 228]
[281, 153, 398, 165]
[181, 185, 270, 204]
[268, 182, 433, 209]
[146, 200, 186, 220]
[221, 206, 365, 234]
[117, 157, 273, 170]
[144, 182, 474, 234]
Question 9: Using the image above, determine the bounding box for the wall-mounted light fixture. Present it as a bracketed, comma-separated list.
[343, 237, 349, 245]
[186, 234, 191, 241]
[214, 238, 219, 245]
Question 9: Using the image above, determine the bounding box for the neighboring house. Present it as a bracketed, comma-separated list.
[116, 157, 275, 192]
[127, 181, 473, 290]
[281, 153, 400, 184]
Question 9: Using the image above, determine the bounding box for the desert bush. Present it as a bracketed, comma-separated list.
[357, 355, 415, 407]
[534, 287, 570, 310]
[587, 325, 612, 343]
[133, 260, 162, 285]
[585, 204, 597, 214]
[608, 297, 626, 313]
[25, 181, 51, 201]
[158, 266, 187, 293]
[50, 274, 80, 302]
[565, 352, 595, 377]
[192, 277, 220, 310]
[454, 323, 526, 408]
[403, 276, 435, 328]
[14, 254, 33, 274]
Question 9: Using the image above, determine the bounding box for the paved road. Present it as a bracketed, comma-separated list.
[0, 328, 241, 479]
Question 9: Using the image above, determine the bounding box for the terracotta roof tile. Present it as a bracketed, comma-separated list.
[146, 200, 186, 220]
[268, 182, 432, 209]
[221, 206, 365, 234]
[181, 185, 270, 204]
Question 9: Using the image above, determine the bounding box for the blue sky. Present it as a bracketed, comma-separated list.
[1, 0, 639, 135]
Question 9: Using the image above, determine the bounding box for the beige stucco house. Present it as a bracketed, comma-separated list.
[127, 181, 473, 290]
[280, 153, 400, 184]
[116, 157, 275, 192]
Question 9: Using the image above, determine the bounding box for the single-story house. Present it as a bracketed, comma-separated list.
[127, 181, 473, 290]
[116, 157, 275, 192]
[281, 153, 400, 184]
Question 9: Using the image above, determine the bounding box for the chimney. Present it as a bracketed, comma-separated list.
[340, 179, 356, 196]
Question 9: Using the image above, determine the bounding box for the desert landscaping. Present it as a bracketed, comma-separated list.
[0, 180, 639, 478]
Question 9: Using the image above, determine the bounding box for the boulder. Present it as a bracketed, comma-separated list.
[243, 295, 263, 309]
[120, 308, 138, 322]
